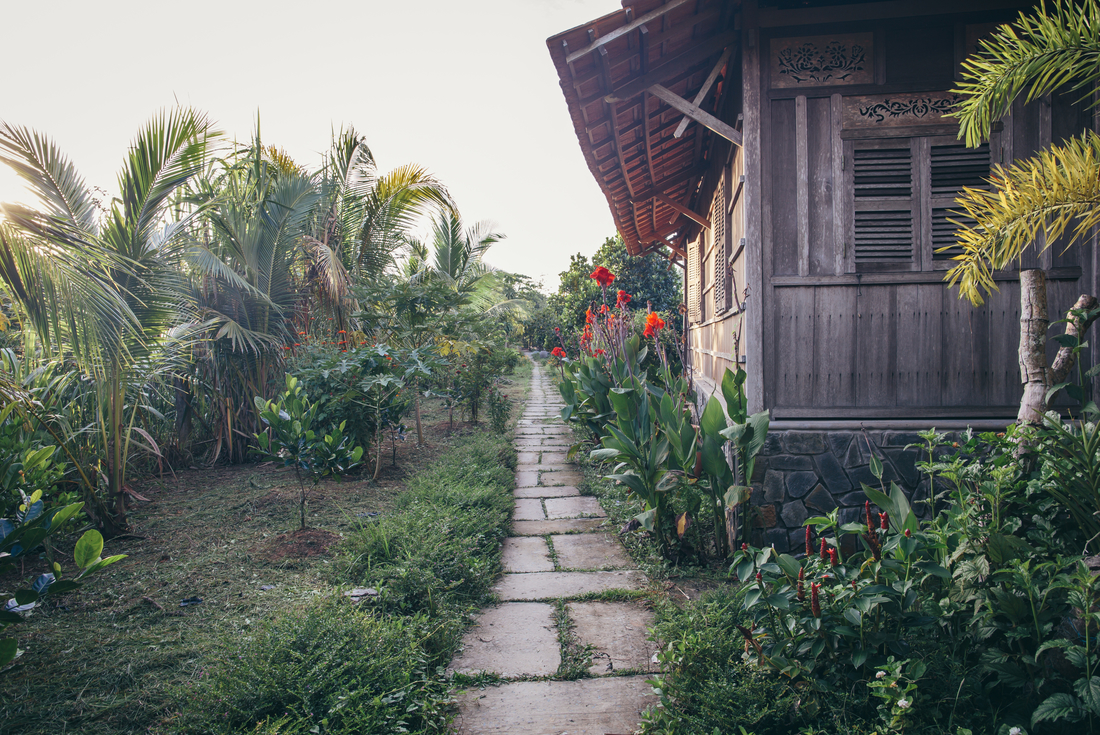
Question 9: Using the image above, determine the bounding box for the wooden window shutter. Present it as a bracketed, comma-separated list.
[930, 142, 990, 262]
[687, 236, 701, 323]
[713, 178, 731, 314]
[851, 141, 917, 270]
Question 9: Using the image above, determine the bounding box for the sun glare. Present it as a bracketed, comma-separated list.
[0, 165, 28, 221]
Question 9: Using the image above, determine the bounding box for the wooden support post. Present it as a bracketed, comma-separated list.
[674, 47, 733, 138]
[649, 83, 743, 145]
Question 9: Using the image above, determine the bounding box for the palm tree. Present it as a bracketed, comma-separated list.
[0, 109, 215, 529]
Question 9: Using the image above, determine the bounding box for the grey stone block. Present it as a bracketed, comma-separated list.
[883, 431, 923, 447]
[843, 438, 867, 468]
[768, 455, 813, 471]
[786, 471, 818, 498]
[763, 470, 786, 502]
[780, 500, 808, 528]
[761, 434, 783, 456]
[885, 448, 921, 487]
[790, 529, 810, 552]
[805, 485, 837, 513]
[848, 462, 898, 490]
[838, 490, 869, 508]
[827, 432, 853, 458]
[764, 527, 789, 550]
[782, 432, 827, 455]
[814, 451, 852, 494]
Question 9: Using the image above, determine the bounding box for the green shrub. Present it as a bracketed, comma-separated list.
[184, 599, 450, 734]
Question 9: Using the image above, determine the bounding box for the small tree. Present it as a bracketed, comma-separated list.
[253, 375, 363, 529]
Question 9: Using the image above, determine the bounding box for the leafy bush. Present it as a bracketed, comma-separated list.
[184, 599, 451, 734]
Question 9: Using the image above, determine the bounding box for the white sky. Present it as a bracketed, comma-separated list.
[0, 0, 622, 291]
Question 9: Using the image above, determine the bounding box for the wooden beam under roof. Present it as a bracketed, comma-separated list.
[674, 46, 732, 138]
[605, 31, 737, 102]
[565, 0, 695, 64]
[630, 163, 706, 203]
[656, 192, 711, 229]
[649, 84, 742, 145]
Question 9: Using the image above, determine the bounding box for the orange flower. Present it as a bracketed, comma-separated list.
[643, 312, 665, 338]
[585, 308, 594, 325]
[616, 290, 631, 308]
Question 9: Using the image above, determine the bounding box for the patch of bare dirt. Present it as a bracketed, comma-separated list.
[258, 528, 342, 562]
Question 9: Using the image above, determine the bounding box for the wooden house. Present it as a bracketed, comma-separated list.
[547, 0, 1097, 548]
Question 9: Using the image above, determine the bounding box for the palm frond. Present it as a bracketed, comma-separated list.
[0, 122, 100, 233]
[953, 0, 1100, 147]
[943, 130, 1100, 305]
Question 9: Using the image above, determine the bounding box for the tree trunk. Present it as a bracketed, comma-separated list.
[413, 377, 424, 446]
[110, 366, 127, 524]
[1050, 294, 1100, 385]
[1017, 269, 1051, 426]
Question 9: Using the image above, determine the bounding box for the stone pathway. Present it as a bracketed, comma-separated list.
[452, 360, 658, 734]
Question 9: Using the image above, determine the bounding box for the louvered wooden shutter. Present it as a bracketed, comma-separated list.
[712, 180, 731, 313]
[687, 236, 701, 323]
[852, 144, 916, 268]
[930, 142, 990, 262]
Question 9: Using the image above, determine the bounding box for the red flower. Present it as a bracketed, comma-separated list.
[294, 343, 300, 347]
[551, 347, 567, 359]
[599, 304, 609, 314]
[590, 266, 615, 287]
[866, 501, 874, 534]
[805, 526, 812, 557]
[616, 290, 631, 308]
[554, 327, 560, 333]
[829, 548, 839, 567]
[811, 583, 821, 617]
[338, 330, 346, 334]
[879, 512, 889, 531]
[797, 567, 805, 602]
[820, 538, 828, 560]
[755, 571, 763, 586]
[585, 308, 594, 325]
[595, 348, 606, 356]
[904, 528, 912, 538]
[741, 543, 748, 551]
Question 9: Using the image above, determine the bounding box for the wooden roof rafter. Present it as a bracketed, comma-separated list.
[548, 0, 740, 256]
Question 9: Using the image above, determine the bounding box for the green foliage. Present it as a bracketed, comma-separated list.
[334, 433, 514, 655]
[484, 381, 514, 433]
[0, 501, 125, 667]
[184, 599, 451, 735]
[1031, 406, 1100, 542]
[252, 374, 364, 528]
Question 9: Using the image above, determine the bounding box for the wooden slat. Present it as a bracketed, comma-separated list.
[649, 83, 743, 145]
[796, 95, 809, 277]
[775, 287, 816, 407]
[855, 285, 897, 407]
[656, 192, 710, 229]
[606, 31, 739, 102]
[565, 0, 695, 64]
[813, 287, 857, 407]
[674, 47, 733, 138]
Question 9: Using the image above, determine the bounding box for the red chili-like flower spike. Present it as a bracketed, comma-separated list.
[811, 583, 821, 618]
[741, 542, 748, 551]
[904, 528, 912, 538]
[820, 538, 828, 560]
[851, 580, 858, 592]
[865, 501, 874, 533]
[880, 511, 889, 530]
[797, 568, 805, 602]
[755, 571, 763, 586]
[805, 526, 812, 556]
[829, 548, 839, 567]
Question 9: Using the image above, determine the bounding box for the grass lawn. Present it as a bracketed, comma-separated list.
[0, 361, 531, 735]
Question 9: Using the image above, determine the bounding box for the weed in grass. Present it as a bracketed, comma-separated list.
[553, 599, 593, 680]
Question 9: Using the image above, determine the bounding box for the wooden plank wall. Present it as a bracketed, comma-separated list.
[688, 143, 746, 382]
[753, 15, 1096, 420]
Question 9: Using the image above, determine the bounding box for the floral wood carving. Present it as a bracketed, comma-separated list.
[858, 95, 963, 123]
[770, 33, 874, 88]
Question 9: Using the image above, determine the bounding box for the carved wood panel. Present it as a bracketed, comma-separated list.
[842, 92, 962, 130]
[770, 33, 874, 89]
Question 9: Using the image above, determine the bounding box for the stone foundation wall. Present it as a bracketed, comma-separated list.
[747, 430, 937, 552]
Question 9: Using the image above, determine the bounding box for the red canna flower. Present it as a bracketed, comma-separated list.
[880, 512, 889, 530]
[554, 327, 560, 333]
[338, 330, 346, 334]
[585, 308, 595, 325]
[811, 583, 821, 617]
[616, 290, 631, 308]
[643, 312, 666, 338]
[805, 526, 812, 556]
[829, 548, 839, 567]
[551, 347, 567, 359]
[590, 266, 615, 288]
[599, 303, 609, 314]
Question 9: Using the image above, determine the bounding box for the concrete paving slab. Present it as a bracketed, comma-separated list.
[449, 603, 560, 677]
[516, 452, 540, 465]
[552, 534, 632, 570]
[567, 601, 656, 676]
[539, 470, 584, 486]
[514, 485, 580, 498]
[454, 675, 656, 735]
[494, 570, 647, 600]
[513, 499, 545, 521]
[514, 470, 539, 487]
[540, 452, 569, 463]
[502, 537, 554, 573]
[512, 518, 607, 535]
[545, 497, 606, 519]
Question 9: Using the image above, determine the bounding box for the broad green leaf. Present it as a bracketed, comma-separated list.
[735, 559, 755, 583]
[721, 367, 747, 423]
[724, 485, 751, 508]
[1073, 675, 1100, 712]
[0, 638, 17, 666]
[74, 530, 104, 570]
[1031, 693, 1084, 725]
[590, 448, 621, 461]
[765, 594, 790, 610]
[776, 553, 800, 580]
[46, 502, 84, 531]
[870, 454, 883, 480]
[13, 590, 37, 606]
[843, 608, 862, 626]
[700, 396, 728, 438]
[635, 508, 657, 532]
[851, 649, 869, 668]
[702, 435, 731, 478]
